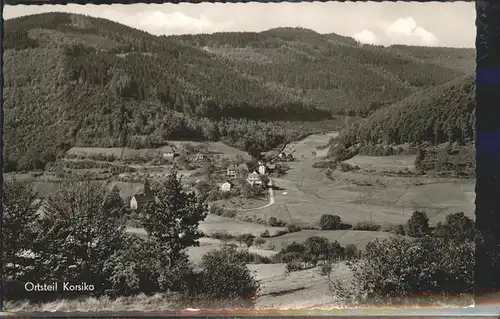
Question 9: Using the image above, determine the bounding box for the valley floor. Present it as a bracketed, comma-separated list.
[6, 131, 477, 311]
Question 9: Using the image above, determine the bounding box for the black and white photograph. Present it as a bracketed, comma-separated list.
[2, 1, 478, 313]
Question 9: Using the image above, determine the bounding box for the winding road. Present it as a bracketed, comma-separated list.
[239, 180, 275, 212]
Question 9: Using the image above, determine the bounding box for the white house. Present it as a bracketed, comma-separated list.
[130, 194, 153, 211]
[258, 164, 267, 175]
[246, 171, 262, 186]
[219, 181, 233, 192]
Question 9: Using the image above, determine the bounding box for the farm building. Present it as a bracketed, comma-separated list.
[192, 153, 206, 162]
[219, 181, 234, 192]
[227, 164, 238, 178]
[162, 146, 180, 159]
[247, 171, 262, 186]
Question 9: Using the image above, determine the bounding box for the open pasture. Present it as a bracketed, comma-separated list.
[200, 214, 287, 237]
[254, 262, 352, 309]
[264, 229, 394, 251]
[344, 154, 417, 173]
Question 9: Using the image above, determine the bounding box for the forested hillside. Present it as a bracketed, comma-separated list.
[336, 75, 475, 147]
[331, 75, 476, 176]
[3, 12, 474, 171]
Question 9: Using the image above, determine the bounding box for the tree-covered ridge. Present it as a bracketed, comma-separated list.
[336, 75, 475, 148]
[5, 13, 472, 114]
[3, 13, 474, 171]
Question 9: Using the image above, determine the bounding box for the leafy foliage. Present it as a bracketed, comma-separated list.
[2, 181, 41, 281]
[319, 214, 342, 230]
[405, 211, 430, 238]
[36, 179, 127, 292]
[353, 221, 382, 231]
[433, 212, 475, 243]
[348, 236, 474, 304]
[141, 171, 208, 263]
[198, 243, 260, 304]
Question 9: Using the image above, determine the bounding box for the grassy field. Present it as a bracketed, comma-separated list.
[264, 229, 394, 251]
[200, 214, 287, 237]
[238, 132, 475, 228]
[125, 227, 278, 266]
[344, 154, 416, 173]
[67, 141, 251, 161]
[253, 261, 353, 309]
[214, 197, 269, 210]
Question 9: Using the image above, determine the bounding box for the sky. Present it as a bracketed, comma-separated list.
[4, 2, 476, 48]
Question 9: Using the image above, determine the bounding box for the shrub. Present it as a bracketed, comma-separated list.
[254, 237, 266, 247]
[209, 205, 224, 216]
[433, 212, 475, 243]
[222, 209, 237, 218]
[405, 211, 430, 237]
[319, 214, 342, 230]
[319, 263, 333, 277]
[236, 233, 256, 248]
[198, 243, 260, 304]
[287, 224, 301, 233]
[383, 223, 406, 235]
[211, 231, 235, 241]
[268, 216, 286, 227]
[353, 221, 381, 231]
[344, 244, 360, 260]
[260, 229, 270, 238]
[286, 261, 303, 273]
[338, 162, 359, 172]
[345, 236, 474, 304]
[236, 250, 272, 264]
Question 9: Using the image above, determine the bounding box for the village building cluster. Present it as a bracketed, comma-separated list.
[128, 145, 294, 211]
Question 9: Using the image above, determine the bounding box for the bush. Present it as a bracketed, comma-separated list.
[236, 233, 256, 248]
[383, 223, 406, 235]
[287, 224, 301, 233]
[222, 209, 237, 218]
[405, 211, 430, 237]
[211, 231, 235, 241]
[344, 244, 361, 260]
[433, 212, 475, 243]
[268, 216, 286, 227]
[353, 221, 381, 231]
[345, 236, 474, 304]
[254, 237, 266, 247]
[319, 214, 342, 230]
[338, 162, 359, 172]
[260, 229, 270, 238]
[319, 263, 333, 277]
[198, 243, 260, 304]
[286, 261, 303, 273]
[209, 205, 224, 216]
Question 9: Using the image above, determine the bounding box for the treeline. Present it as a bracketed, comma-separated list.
[3, 172, 260, 307]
